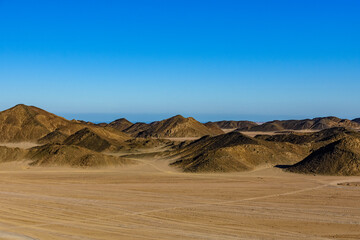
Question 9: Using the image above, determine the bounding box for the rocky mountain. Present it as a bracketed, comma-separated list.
[286, 136, 360, 175]
[240, 117, 360, 132]
[134, 115, 224, 138]
[211, 120, 258, 129]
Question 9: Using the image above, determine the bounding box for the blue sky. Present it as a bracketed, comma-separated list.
[1, 0, 359, 122]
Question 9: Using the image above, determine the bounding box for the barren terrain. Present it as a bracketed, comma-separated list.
[0, 151, 359, 240]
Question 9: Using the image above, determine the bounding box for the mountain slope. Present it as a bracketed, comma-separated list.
[171, 132, 308, 172]
[27, 144, 133, 167]
[353, 118, 360, 124]
[0, 104, 72, 142]
[241, 117, 360, 132]
[123, 122, 150, 137]
[257, 127, 360, 145]
[38, 129, 69, 144]
[203, 122, 226, 134]
[136, 115, 224, 138]
[286, 136, 360, 175]
[63, 128, 121, 152]
[211, 120, 258, 129]
[107, 118, 133, 131]
[0, 146, 28, 162]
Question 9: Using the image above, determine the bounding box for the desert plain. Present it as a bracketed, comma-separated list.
[0, 153, 359, 240]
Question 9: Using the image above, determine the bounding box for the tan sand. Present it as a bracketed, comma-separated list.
[0, 155, 359, 239]
[0, 142, 40, 149]
[240, 129, 319, 137]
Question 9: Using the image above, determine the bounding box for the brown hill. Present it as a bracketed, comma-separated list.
[203, 122, 226, 133]
[107, 118, 133, 131]
[211, 120, 258, 129]
[63, 127, 129, 152]
[353, 118, 360, 124]
[123, 122, 150, 137]
[136, 115, 224, 138]
[27, 144, 133, 167]
[171, 132, 308, 172]
[0, 104, 130, 144]
[72, 120, 96, 126]
[0, 104, 72, 142]
[286, 136, 360, 175]
[257, 127, 360, 145]
[54, 119, 131, 141]
[240, 117, 360, 132]
[0, 146, 28, 162]
[37, 129, 69, 144]
[121, 138, 175, 152]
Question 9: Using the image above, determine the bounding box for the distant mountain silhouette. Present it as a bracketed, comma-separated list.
[239, 117, 360, 131]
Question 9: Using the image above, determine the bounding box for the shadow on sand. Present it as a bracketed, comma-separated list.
[274, 164, 292, 169]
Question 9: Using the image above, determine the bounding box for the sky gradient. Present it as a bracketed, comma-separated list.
[1, 0, 359, 122]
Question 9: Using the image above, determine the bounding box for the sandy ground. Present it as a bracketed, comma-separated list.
[0, 142, 40, 149]
[240, 130, 319, 137]
[219, 129, 319, 137]
[164, 137, 201, 141]
[0, 155, 359, 239]
[221, 128, 237, 133]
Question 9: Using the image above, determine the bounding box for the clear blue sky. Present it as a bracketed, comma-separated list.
[1, 0, 359, 122]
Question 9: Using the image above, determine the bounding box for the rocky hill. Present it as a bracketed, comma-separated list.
[135, 115, 224, 138]
[353, 118, 360, 124]
[107, 118, 133, 131]
[27, 144, 133, 167]
[211, 120, 258, 129]
[286, 136, 360, 175]
[0, 104, 72, 142]
[171, 132, 308, 172]
[240, 117, 360, 132]
[63, 127, 126, 152]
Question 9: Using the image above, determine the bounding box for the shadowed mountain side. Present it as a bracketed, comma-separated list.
[63, 127, 130, 152]
[107, 118, 133, 131]
[0, 146, 28, 162]
[38, 129, 69, 144]
[135, 115, 224, 138]
[285, 136, 360, 176]
[256, 127, 360, 145]
[170, 132, 309, 172]
[123, 122, 150, 137]
[353, 118, 360, 124]
[54, 121, 130, 141]
[27, 144, 133, 167]
[211, 120, 258, 129]
[122, 138, 175, 150]
[240, 117, 360, 132]
[203, 122, 226, 134]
